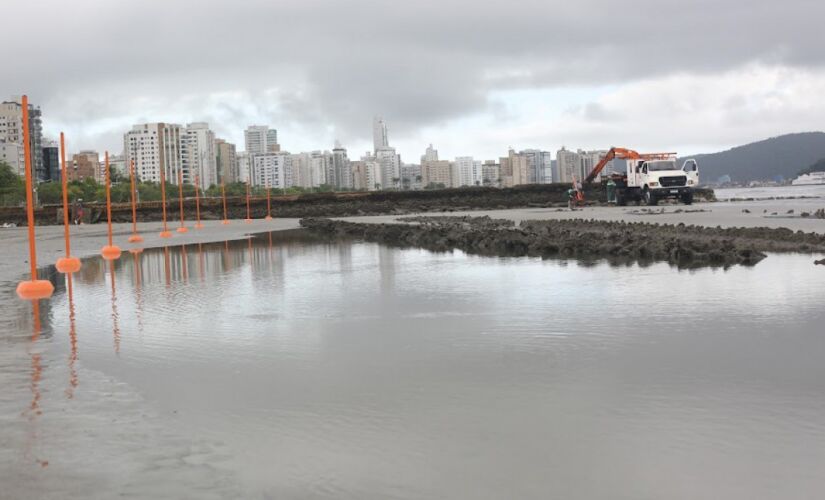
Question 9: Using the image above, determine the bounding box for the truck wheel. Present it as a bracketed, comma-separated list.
[644, 189, 658, 206]
[681, 191, 694, 205]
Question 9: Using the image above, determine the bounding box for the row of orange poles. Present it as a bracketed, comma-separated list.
[16, 93, 278, 301]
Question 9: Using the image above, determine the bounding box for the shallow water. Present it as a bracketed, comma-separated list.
[2, 231, 825, 499]
[715, 184, 825, 200]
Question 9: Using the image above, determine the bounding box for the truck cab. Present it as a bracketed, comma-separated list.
[625, 158, 697, 205]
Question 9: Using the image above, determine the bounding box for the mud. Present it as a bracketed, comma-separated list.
[0, 185, 716, 226]
[300, 215, 825, 268]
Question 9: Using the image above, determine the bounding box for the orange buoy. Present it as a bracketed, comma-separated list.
[16, 95, 54, 300]
[100, 151, 122, 260]
[127, 159, 143, 243]
[194, 174, 204, 229]
[176, 170, 188, 233]
[244, 182, 252, 223]
[159, 165, 172, 238]
[221, 180, 230, 225]
[55, 132, 82, 274]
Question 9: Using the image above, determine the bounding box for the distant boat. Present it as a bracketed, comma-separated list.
[792, 171, 825, 185]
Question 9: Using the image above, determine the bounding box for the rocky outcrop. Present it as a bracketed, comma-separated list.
[300, 216, 825, 268]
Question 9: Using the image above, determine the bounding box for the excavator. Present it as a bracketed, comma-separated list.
[584, 147, 699, 206]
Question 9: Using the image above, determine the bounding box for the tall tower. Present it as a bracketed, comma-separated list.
[372, 116, 388, 152]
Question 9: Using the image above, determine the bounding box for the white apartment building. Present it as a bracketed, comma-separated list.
[124, 123, 183, 184]
[290, 151, 329, 188]
[97, 154, 127, 182]
[352, 159, 379, 191]
[181, 122, 217, 190]
[372, 116, 388, 151]
[453, 156, 483, 187]
[0, 137, 22, 174]
[375, 147, 400, 189]
[0, 97, 43, 179]
[252, 153, 291, 189]
[421, 144, 438, 163]
[482, 160, 500, 187]
[244, 125, 279, 155]
[520, 149, 553, 184]
[237, 152, 251, 184]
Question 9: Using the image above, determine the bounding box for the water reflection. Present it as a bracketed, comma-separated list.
[3, 233, 825, 499]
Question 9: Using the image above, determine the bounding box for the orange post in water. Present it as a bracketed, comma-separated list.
[194, 174, 204, 229]
[101, 152, 122, 260]
[55, 132, 81, 274]
[16, 95, 54, 300]
[265, 181, 272, 220]
[176, 170, 188, 233]
[245, 182, 252, 223]
[221, 180, 230, 225]
[128, 160, 143, 243]
[159, 166, 172, 237]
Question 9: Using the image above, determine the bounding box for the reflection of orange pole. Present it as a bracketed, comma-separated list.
[56, 132, 81, 273]
[128, 160, 143, 243]
[66, 275, 78, 398]
[198, 243, 205, 282]
[194, 174, 204, 229]
[101, 151, 122, 260]
[245, 183, 252, 223]
[221, 180, 230, 225]
[176, 170, 188, 233]
[163, 246, 171, 287]
[265, 181, 272, 220]
[109, 260, 120, 355]
[16, 96, 54, 300]
[159, 166, 172, 238]
[181, 244, 189, 283]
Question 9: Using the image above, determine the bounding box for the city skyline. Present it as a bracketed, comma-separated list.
[2, 0, 823, 162]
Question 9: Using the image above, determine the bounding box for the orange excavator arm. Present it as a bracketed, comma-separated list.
[584, 147, 640, 183]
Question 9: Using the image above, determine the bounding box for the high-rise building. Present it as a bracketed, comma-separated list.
[400, 163, 422, 190]
[181, 122, 217, 190]
[499, 149, 529, 187]
[452, 156, 483, 187]
[421, 144, 438, 163]
[372, 116, 388, 152]
[244, 125, 280, 155]
[215, 139, 238, 184]
[124, 123, 183, 184]
[98, 154, 127, 182]
[0, 138, 22, 174]
[68, 151, 99, 182]
[42, 140, 60, 182]
[421, 159, 453, 188]
[482, 160, 500, 187]
[352, 158, 380, 191]
[237, 152, 251, 184]
[520, 149, 553, 184]
[556, 147, 580, 183]
[579, 149, 609, 179]
[0, 97, 44, 179]
[251, 152, 291, 188]
[375, 147, 400, 189]
[332, 141, 351, 189]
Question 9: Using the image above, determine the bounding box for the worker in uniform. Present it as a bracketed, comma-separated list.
[567, 188, 577, 211]
[606, 178, 616, 204]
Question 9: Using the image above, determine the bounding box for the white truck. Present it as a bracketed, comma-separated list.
[585, 148, 699, 206]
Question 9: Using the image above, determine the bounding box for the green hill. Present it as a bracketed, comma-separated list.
[681, 132, 825, 184]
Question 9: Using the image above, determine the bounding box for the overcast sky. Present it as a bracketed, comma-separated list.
[3, 0, 824, 161]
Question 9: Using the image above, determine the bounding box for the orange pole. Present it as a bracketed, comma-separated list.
[100, 152, 121, 260]
[176, 170, 188, 233]
[221, 180, 229, 225]
[16, 95, 54, 300]
[265, 181, 272, 220]
[56, 132, 81, 273]
[127, 160, 143, 243]
[245, 182, 252, 223]
[194, 174, 203, 229]
[159, 166, 171, 237]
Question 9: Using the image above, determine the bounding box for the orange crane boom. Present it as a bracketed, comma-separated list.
[584, 147, 677, 183]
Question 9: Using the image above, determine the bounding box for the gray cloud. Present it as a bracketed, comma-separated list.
[2, 0, 823, 155]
